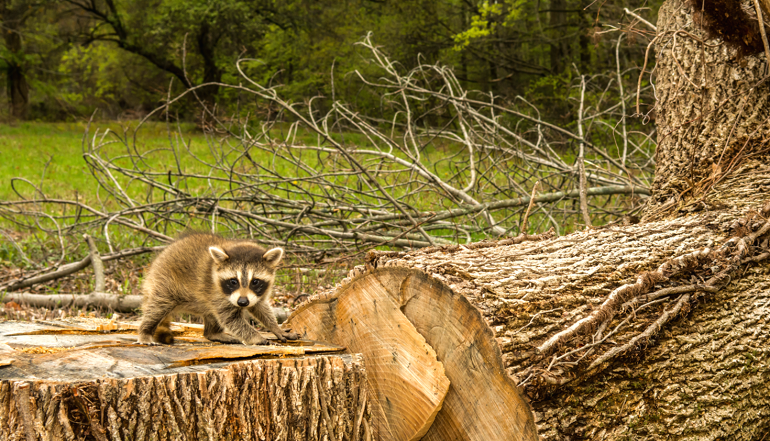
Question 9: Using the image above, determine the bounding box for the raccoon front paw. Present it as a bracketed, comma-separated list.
[136, 334, 159, 346]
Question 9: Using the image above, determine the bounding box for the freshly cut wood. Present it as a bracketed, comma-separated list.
[289, 267, 539, 441]
[0, 321, 371, 441]
[383, 267, 539, 441]
[288, 272, 451, 441]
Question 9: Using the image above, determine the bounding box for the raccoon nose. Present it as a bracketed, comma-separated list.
[237, 297, 250, 307]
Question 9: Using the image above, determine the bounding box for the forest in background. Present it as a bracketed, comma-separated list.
[1, 0, 660, 125]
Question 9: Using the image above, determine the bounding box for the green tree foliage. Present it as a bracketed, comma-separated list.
[1, 0, 662, 123]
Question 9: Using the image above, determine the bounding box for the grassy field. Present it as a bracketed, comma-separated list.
[1, 120, 451, 192]
[0, 120, 616, 262]
[0, 120, 464, 207]
[0, 120, 466, 252]
[0, 121, 205, 202]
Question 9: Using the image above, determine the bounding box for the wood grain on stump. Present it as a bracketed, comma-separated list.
[0, 321, 372, 441]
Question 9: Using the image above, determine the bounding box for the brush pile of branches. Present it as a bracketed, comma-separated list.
[1, 36, 653, 293]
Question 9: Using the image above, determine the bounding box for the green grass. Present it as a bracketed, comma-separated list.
[0, 121, 204, 202]
[0, 120, 475, 230]
[0, 120, 444, 202]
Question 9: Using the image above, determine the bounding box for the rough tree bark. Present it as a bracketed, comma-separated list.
[287, 0, 770, 438]
[644, 0, 770, 219]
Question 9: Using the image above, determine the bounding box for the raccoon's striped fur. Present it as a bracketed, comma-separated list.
[137, 232, 299, 345]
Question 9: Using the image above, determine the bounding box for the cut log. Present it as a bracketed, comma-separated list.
[288, 273, 451, 441]
[288, 267, 540, 441]
[365, 179, 770, 438]
[0, 321, 372, 441]
[286, 161, 770, 439]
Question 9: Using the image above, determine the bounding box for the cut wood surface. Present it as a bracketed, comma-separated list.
[0, 320, 371, 441]
[288, 273, 451, 441]
[295, 266, 541, 441]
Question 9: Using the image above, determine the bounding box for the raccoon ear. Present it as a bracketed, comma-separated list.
[208, 246, 229, 263]
[262, 247, 284, 267]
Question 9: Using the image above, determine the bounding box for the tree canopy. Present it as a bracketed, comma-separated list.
[0, 0, 661, 122]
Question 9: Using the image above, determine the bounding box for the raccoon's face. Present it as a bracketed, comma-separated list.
[208, 245, 284, 308]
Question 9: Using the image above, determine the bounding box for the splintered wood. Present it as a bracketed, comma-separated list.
[0, 321, 370, 441]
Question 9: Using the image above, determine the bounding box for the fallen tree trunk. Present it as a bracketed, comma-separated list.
[288, 160, 770, 439]
[0, 321, 370, 440]
[286, 0, 770, 436]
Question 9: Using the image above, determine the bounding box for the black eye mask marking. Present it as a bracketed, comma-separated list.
[221, 277, 240, 295]
[250, 278, 268, 296]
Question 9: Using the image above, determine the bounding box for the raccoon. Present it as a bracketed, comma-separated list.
[137, 232, 299, 345]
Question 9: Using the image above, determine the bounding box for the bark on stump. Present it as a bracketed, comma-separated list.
[0, 321, 372, 441]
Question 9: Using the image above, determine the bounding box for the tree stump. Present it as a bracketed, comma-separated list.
[0, 321, 372, 441]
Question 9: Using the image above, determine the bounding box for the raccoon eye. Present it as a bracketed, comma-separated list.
[250, 279, 266, 291]
[228, 278, 239, 288]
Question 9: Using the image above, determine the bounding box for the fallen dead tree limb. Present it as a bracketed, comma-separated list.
[0, 293, 290, 321]
[3, 256, 92, 292]
[1, 235, 145, 312]
[2, 246, 164, 292]
[1, 292, 142, 312]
